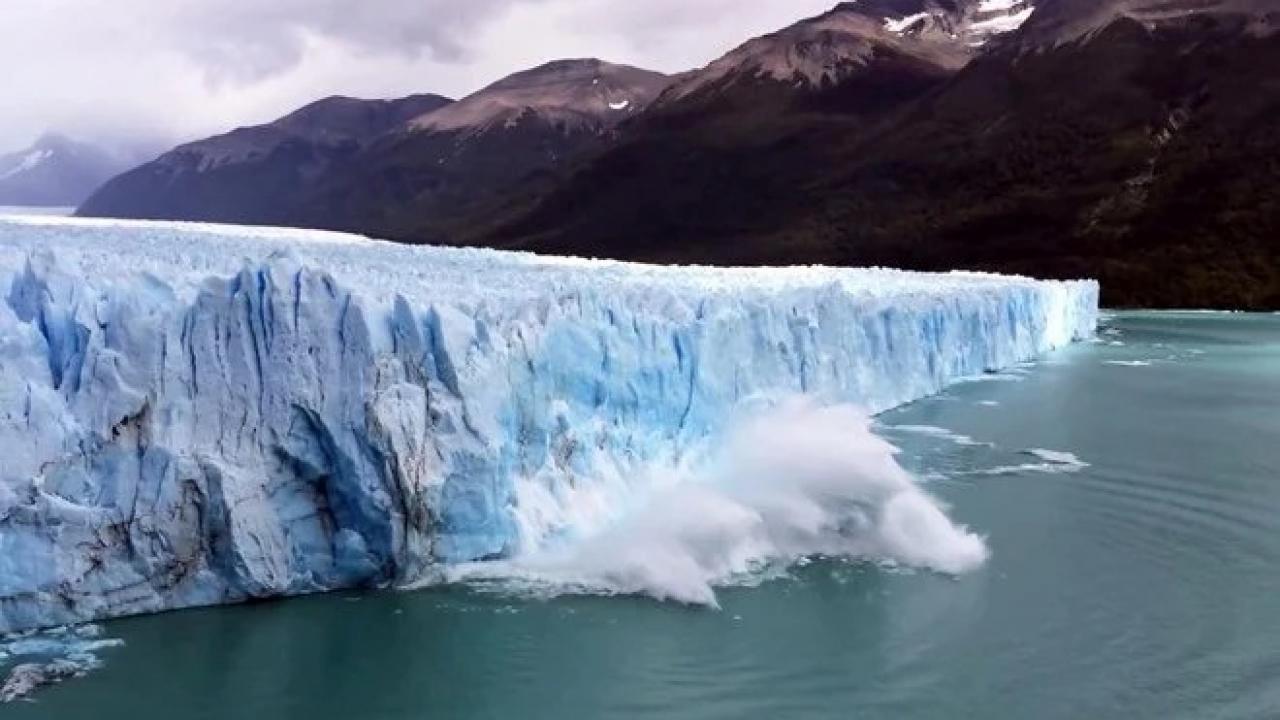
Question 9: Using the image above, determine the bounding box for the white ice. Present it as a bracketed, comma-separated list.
[0, 215, 1097, 629]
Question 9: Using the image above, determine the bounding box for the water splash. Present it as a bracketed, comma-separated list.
[445, 399, 989, 607]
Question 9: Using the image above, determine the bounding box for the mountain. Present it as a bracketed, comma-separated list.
[80, 60, 670, 243]
[411, 58, 664, 134]
[77, 0, 1280, 308]
[486, 0, 1280, 308]
[291, 59, 671, 242]
[649, 6, 969, 107]
[768, 0, 1280, 308]
[480, 1, 998, 258]
[0, 134, 130, 208]
[77, 94, 452, 223]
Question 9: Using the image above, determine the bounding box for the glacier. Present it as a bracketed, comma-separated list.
[0, 215, 1098, 633]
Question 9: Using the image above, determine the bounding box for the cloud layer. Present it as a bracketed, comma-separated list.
[0, 0, 836, 154]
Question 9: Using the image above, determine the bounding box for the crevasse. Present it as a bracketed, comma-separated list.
[0, 216, 1098, 633]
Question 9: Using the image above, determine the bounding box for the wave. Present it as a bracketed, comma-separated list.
[443, 399, 989, 607]
[968, 448, 1090, 477]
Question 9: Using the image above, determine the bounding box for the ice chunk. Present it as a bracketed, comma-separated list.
[0, 217, 1098, 632]
[0, 624, 124, 703]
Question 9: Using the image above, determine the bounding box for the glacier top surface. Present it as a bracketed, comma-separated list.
[0, 215, 1074, 311]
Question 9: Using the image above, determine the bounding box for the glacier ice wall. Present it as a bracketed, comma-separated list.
[0, 216, 1098, 632]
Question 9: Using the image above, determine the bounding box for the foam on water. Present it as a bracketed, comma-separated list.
[444, 400, 989, 606]
[879, 424, 994, 447]
[970, 448, 1091, 476]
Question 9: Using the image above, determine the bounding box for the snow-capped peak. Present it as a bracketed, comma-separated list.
[0, 149, 53, 182]
[880, 0, 1037, 46]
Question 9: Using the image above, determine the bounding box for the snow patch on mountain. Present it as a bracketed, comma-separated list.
[970, 5, 1036, 37]
[885, 12, 932, 33]
[0, 150, 53, 182]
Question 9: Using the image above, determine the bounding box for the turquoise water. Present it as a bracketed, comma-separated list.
[6, 312, 1280, 719]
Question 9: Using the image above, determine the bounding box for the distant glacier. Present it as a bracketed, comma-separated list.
[0, 216, 1098, 632]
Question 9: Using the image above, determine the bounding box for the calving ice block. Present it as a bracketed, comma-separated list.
[0, 216, 1098, 632]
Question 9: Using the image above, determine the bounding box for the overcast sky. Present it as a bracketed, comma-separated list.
[0, 0, 838, 155]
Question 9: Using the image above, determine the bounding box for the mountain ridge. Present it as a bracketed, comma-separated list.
[410, 58, 666, 134]
[76, 93, 453, 223]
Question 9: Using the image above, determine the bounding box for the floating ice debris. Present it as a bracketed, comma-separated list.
[0, 624, 124, 703]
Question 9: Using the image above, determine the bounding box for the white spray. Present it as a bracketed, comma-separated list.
[446, 399, 989, 606]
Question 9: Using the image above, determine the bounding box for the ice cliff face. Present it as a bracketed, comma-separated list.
[0, 216, 1098, 633]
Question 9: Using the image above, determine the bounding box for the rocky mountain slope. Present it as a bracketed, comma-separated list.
[482, 1, 1013, 259]
[77, 94, 452, 223]
[80, 60, 670, 244]
[293, 59, 671, 243]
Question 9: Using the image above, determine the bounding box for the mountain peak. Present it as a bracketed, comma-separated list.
[272, 93, 452, 142]
[155, 93, 452, 173]
[0, 134, 124, 206]
[655, 3, 974, 105]
[409, 59, 670, 135]
[488, 58, 624, 88]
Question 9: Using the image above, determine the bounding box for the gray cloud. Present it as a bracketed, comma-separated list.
[0, 0, 835, 154]
[165, 0, 551, 83]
